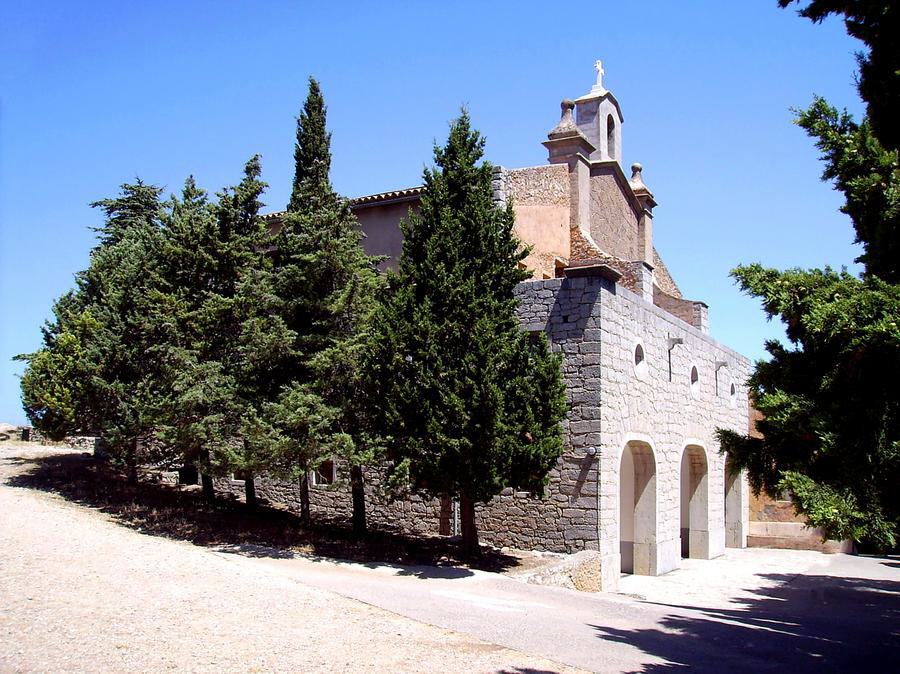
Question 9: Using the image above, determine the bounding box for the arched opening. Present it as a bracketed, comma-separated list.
[680, 445, 710, 558]
[619, 441, 657, 574]
[606, 114, 617, 160]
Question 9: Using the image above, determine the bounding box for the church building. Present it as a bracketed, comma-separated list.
[248, 63, 753, 591]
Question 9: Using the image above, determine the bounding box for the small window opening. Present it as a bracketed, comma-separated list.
[633, 342, 648, 379]
[312, 459, 335, 486]
[606, 114, 616, 159]
[690, 365, 700, 397]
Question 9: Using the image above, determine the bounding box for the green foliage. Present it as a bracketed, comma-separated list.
[794, 97, 899, 283]
[721, 1, 900, 551]
[16, 306, 99, 440]
[287, 77, 332, 215]
[363, 111, 567, 549]
[718, 267, 900, 547]
[154, 159, 292, 481]
[780, 1, 900, 152]
[19, 181, 168, 473]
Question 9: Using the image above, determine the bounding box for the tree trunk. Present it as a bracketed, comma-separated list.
[459, 493, 480, 556]
[201, 473, 214, 501]
[350, 464, 366, 537]
[299, 471, 311, 526]
[245, 476, 257, 509]
[126, 438, 138, 486]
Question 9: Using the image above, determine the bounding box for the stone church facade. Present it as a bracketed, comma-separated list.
[233, 64, 751, 591]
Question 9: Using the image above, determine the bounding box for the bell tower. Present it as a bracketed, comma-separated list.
[574, 60, 624, 164]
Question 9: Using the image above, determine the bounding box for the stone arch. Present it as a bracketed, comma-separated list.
[680, 444, 711, 559]
[619, 439, 657, 574]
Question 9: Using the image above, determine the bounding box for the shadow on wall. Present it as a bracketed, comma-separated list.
[591, 572, 900, 673]
[3, 449, 521, 575]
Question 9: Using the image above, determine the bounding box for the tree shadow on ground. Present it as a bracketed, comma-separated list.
[592, 571, 900, 673]
[4, 449, 521, 574]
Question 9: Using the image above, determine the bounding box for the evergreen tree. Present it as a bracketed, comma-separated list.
[19, 182, 167, 483]
[264, 77, 383, 531]
[780, 1, 900, 153]
[155, 159, 291, 502]
[719, 1, 900, 550]
[364, 111, 567, 554]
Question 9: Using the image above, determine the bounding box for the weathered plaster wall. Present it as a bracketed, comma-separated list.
[503, 164, 570, 279]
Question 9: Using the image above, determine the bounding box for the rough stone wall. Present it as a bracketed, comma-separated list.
[505, 165, 569, 208]
[595, 277, 750, 586]
[206, 275, 749, 572]
[652, 247, 682, 298]
[503, 164, 570, 280]
[588, 168, 640, 261]
[652, 285, 709, 332]
[213, 464, 445, 538]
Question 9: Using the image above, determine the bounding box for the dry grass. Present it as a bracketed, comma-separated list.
[4, 445, 525, 573]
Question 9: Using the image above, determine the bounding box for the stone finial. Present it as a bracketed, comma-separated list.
[558, 99, 575, 124]
[592, 59, 606, 93]
[547, 99, 583, 139]
[630, 163, 650, 195]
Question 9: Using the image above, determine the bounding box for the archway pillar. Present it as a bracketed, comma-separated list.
[598, 443, 622, 592]
[725, 465, 749, 548]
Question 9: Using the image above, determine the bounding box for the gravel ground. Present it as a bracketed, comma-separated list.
[0, 444, 584, 673]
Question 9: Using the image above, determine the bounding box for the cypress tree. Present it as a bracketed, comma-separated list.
[156, 159, 290, 502]
[265, 77, 383, 532]
[364, 111, 567, 554]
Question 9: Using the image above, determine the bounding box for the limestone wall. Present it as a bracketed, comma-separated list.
[594, 277, 750, 585]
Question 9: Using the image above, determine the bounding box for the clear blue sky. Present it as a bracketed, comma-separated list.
[0, 1, 863, 425]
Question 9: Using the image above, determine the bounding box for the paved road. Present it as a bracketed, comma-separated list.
[220, 535, 900, 672]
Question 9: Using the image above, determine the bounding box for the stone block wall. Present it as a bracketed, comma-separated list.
[213, 465, 446, 538]
[594, 276, 750, 587]
[203, 273, 750, 581]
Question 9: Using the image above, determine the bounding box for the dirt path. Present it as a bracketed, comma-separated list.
[0, 445, 584, 673]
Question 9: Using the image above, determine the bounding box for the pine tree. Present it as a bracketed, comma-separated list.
[265, 77, 383, 532]
[363, 111, 567, 554]
[719, 1, 900, 550]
